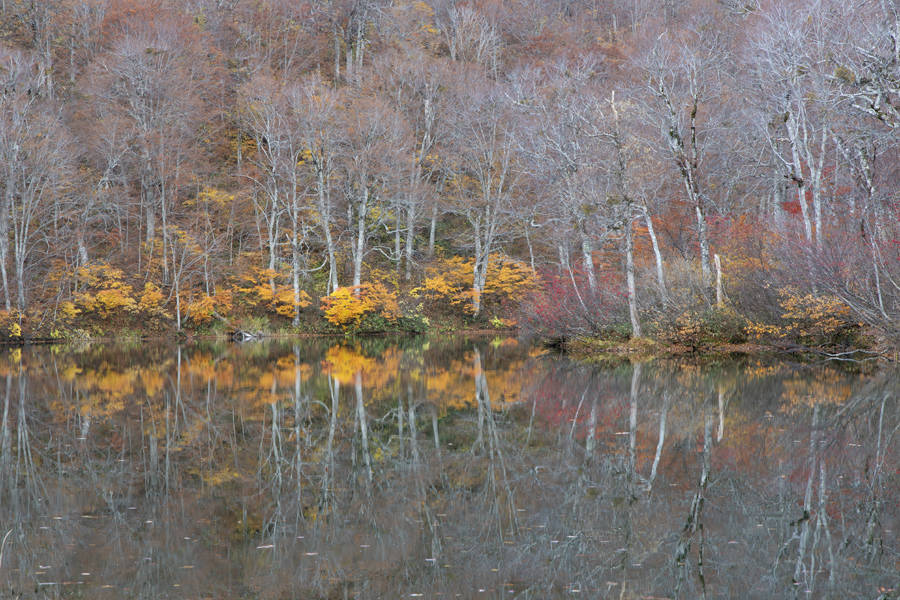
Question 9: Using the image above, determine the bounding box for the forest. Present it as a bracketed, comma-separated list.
[0, 0, 898, 347]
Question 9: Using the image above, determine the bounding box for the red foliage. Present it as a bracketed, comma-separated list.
[518, 266, 628, 338]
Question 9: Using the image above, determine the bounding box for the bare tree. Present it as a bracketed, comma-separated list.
[639, 25, 729, 299]
[377, 51, 454, 280]
[339, 95, 411, 289]
[748, 0, 840, 250]
[289, 76, 345, 294]
[446, 77, 523, 317]
[0, 48, 71, 318]
[85, 7, 219, 281]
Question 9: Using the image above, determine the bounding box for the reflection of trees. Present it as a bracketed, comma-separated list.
[0, 343, 898, 598]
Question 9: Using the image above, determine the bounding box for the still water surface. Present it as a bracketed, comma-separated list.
[0, 336, 897, 599]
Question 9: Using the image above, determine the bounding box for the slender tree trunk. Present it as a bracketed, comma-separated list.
[404, 206, 416, 281]
[580, 228, 596, 292]
[643, 209, 667, 304]
[351, 188, 368, 289]
[626, 211, 641, 337]
[786, 113, 814, 243]
[316, 170, 339, 293]
[292, 233, 301, 327]
[394, 210, 402, 276]
[0, 185, 12, 312]
[428, 204, 437, 257]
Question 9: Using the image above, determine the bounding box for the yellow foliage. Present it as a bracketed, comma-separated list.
[75, 264, 137, 317]
[0, 310, 22, 340]
[411, 256, 536, 311]
[320, 282, 400, 330]
[187, 291, 233, 325]
[137, 283, 171, 320]
[58, 301, 81, 321]
[194, 186, 235, 207]
[747, 287, 852, 343]
[236, 267, 311, 318]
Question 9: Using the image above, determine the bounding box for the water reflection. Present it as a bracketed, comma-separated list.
[0, 337, 897, 599]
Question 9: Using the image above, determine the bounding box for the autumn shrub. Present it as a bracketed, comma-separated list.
[715, 215, 781, 323]
[185, 290, 234, 326]
[235, 266, 311, 319]
[74, 264, 138, 318]
[746, 286, 858, 347]
[648, 307, 749, 346]
[805, 229, 900, 343]
[518, 267, 628, 339]
[0, 311, 23, 341]
[412, 255, 536, 316]
[320, 282, 402, 331]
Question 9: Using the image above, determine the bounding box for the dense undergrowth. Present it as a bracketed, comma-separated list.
[1, 222, 892, 362]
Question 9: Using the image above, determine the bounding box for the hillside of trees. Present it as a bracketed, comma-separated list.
[0, 0, 898, 348]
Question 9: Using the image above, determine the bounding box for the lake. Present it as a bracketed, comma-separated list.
[0, 336, 897, 599]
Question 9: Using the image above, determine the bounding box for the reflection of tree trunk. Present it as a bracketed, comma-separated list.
[567, 391, 586, 460]
[865, 394, 887, 561]
[717, 386, 725, 442]
[0, 374, 10, 488]
[355, 372, 373, 484]
[430, 404, 441, 458]
[673, 409, 712, 599]
[145, 403, 159, 495]
[16, 373, 44, 502]
[793, 404, 819, 585]
[398, 393, 405, 464]
[647, 391, 669, 491]
[321, 376, 339, 524]
[474, 347, 518, 540]
[585, 394, 597, 463]
[627, 364, 641, 499]
[473, 349, 485, 453]
[408, 400, 420, 467]
[293, 351, 305, 506]
[270, 401, 283, 489]
[816, 457, 836, 586]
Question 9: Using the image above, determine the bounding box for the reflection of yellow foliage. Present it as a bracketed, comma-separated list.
[61, 364, 82, 380]
[781, 371, 853, 413]
[141, 370, 167, 398]
[321, 345, 374, 385]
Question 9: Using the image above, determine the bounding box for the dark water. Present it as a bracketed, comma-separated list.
[0, 336, 897, 599]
